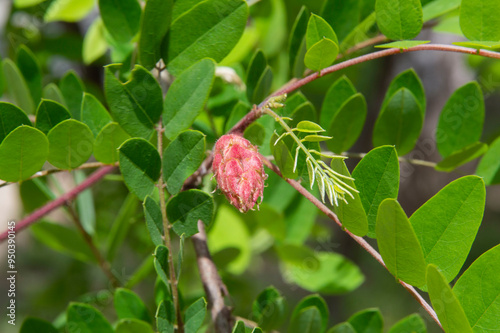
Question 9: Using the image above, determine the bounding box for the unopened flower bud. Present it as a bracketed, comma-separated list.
[213, 134, 267, 212]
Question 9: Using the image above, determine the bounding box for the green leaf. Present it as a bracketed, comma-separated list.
[67, 303, 114, 333]
[453, 40, 500, 50]
[163, 59, 215, 140]
[208, 204, 251, 274]
[326, 93, 367, 153]
[246, 50, 273, 104]
[244, 122, 266, 146]
[43, 83, 66, 106]
[435, 141, 487, 172]
[270, 133, 298, 179]
[115, 319, 155, 333]
[98, 0, 141, 43]
[376, 199, 426, 286]
[327, 322, 356, 333]
[176, 234, 185, 279]
[320, 76, 357, 130]
[291, 295, 329, 333]
[422, 0, 460, 22]
[331, 159, 368, 237]
[232, 320, 246, 333]
[35, 100, 71, 135]
[118, 138, 161, 200]
[153, 245, 170, 287]
[166, 189, 214, 237]
[426, 265, 472, 333]
[44, 0, 95, 22]
[375, 0, 423, 40]
[139, 0, 173, 69]
[295, 120, 325, 133]
[60, 70, 85, 120]
[14, 0, 47, 8]
[373, 88, 423, 155]
[289, 6, 310, 78]
[83, 18, 108, 65]
[20, 317, 58, 333]
[380, 68, 426, 115]
[104, 64, 163, 139]
[143, 196, 164, 247]
[74, 170, 96, 235]
[410, 176, 485, 284]
[460, 0, 500, 41]
[374, 40, 430, 49]
[3, 59, 34, 114]
[348, 308, 383, 333]
[304, 38, 339, 72]
[476, 136, 500, 185]
[252, 287, 286, 331]
[184, 298, 207, 333]
[436, 82, 484, 158]
[94, 122, 130, 164]
[81, 93, 112, 137]
[0, 102, 32, 141]
[31, 221, 95, 263]
[388, 314, 426, 333]
[47, 119, 94, 169]
[282, 252, 364, 294]
[157, 300, 175, 333]
[16, 45, 42, 106]
[163, 130, 205, 195]
[454, 244, 500, 331]
[114, 288, 151, 323]
[0, 126, 48, 182]
[301, 134, 332, 142]
[352, 146, 399, 238]
[306, 14, 338, 48]
[162, 0, 248, 76]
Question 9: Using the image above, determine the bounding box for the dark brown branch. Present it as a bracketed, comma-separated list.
[261, 157, 443, 330]
[192, 220, 233, 333]
[0, 166, 115, 242]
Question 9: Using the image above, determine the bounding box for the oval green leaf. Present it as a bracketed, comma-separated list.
[98, 0, 141, 43]
[162, 0, 248, 76]
[291, 295, 329, 333]
[252, 287, 285, 331]
[374, 40, 430, 50]
[376, 198, 426, 287]
[81, 93, 112, 137]
[289, 307, 322, 333]
[436, 81, 484, 158]
[373, 88, 423, 156]
[427, 265, 472, 333]
[184, 298, 207, 333]
[114, 288, 151, 323]
[0, 125, 48, 182]
[375, 0, 423, 40]
[17, 45, 42, 106]
[153, 245, 170, 287]
[246, 50, 273, 104]
[304, 38, 339, 72]
[166, 189, 214, 237]
[0, 102, 32, 141]
[435, 141, 487, 172]
[476, 136, 500, 185]
[83, 18, 108, 65]
[460, 0, 500, 42]
[59, 70, 85, 120]
[67, 303, 114, 333]
[295, 120, 325, 133]
[143, 196, 164, 247]
[35, 99, 71, 135]
[454, 244, 500, 331]
[388, 314, 426, 333]
[163, 58, 215, 140]
[47, 119, 94, 169]
[320, 75, 357, 129]
[104, 64, 163, 139]
[93, 122, 130, 164]
[118, 137, 161, 200]
[352, 145, 400, 238]
[348, 308, 383, 333]
[306, 14, 338, 49]
[410, 176, 485, 284]
[327, 93, 367, 154]
[3, 59, 34, 114]
[43, 83, 66, 106]
[381, 68, 426, 115]
[163, 130, 205, 195]
[44, 0, 95, 22]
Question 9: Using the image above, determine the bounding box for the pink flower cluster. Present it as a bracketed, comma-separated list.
[213, 134, 267, 213]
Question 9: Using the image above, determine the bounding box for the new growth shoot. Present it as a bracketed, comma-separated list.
[263, 94, 358, 206]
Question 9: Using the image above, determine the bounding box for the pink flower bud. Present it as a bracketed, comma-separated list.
[213, 134, 267, 212]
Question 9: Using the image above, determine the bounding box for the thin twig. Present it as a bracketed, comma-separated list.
[0, 166, 115, 242]
[260, 157, 443, 330]
[0, 162, 117, 189]
[192, 220, 232, 333]
[156, 122, 184, 333]
[66, 204, 121, 288]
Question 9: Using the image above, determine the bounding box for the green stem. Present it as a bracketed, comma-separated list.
[156, 123, 184, 333]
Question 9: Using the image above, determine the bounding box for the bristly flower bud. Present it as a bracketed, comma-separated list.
[213, 134, 267, 213]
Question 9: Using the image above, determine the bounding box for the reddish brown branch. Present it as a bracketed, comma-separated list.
[0, 166, 115, 242]
[261, 158, 443, 330]
[192, 220, 233, 333]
